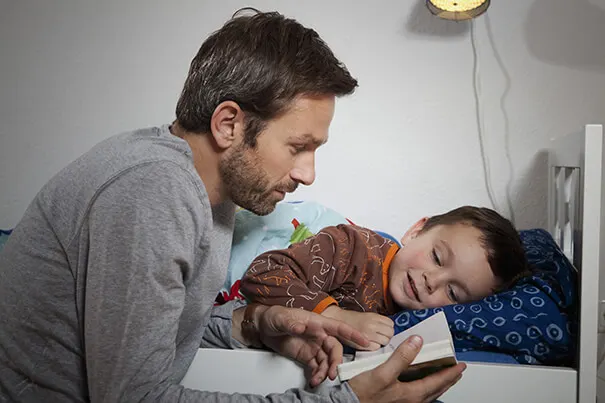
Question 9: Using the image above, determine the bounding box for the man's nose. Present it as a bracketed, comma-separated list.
[290, 153, 316, 186]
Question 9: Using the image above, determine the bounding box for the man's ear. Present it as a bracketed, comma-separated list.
[209, 101, 246, 150]
[400, 217, 429, 245]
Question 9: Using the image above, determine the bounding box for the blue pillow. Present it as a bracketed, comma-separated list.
[390, 229, 577, 366]
[374, 230, 401, 246]
[0, 229, 11, 252]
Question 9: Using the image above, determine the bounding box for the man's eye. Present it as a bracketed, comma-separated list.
[290, 145, 306, 154]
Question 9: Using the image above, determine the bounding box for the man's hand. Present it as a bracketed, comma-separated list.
[322, 305, 394, 351]
[255, 305, 370, 387]
[349, 335, 466, 403]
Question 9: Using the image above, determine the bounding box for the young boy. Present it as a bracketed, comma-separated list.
[240, 206, 528, 350]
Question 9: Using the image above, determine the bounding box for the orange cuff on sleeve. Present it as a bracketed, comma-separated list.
[312, 296, 338, 314]
[382, 243, 400, 313]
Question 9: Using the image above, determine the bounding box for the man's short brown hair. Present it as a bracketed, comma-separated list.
[176, 10, 358, 147]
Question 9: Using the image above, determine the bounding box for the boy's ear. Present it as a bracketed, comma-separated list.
[209, 100, 246, 150]
[401, 217, 429, 245]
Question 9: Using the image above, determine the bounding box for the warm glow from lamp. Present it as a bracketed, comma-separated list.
[426, 0, 490, 21]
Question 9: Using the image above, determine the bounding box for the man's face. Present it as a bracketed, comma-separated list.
[219, 94, 335, 215]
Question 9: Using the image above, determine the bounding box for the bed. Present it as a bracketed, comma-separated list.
[181, 124, 603, 402]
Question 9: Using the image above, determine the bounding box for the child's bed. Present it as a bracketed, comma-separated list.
[181, 124, 603, 402]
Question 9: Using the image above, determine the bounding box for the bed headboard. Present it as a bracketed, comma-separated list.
[548, 124, 604, 403]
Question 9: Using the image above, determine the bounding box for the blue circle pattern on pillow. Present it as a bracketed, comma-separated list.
[390, 229, 578, 366]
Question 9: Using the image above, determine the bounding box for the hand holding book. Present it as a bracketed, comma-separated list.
[346, 325, 467, 403]
[339, 311, 458, 382]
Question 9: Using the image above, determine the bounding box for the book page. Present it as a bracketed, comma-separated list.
[356, 311, 451, 359]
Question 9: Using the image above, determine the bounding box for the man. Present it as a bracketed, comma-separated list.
[0, 9, 465, 403]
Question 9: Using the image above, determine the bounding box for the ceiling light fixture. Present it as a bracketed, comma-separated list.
[426, 0, 490, 21]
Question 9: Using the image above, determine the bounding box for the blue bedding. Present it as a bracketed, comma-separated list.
[391, 229, 577, 366]
[223, 202, 578, 367]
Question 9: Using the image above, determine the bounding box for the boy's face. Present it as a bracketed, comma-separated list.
[389, 220, 499, 310]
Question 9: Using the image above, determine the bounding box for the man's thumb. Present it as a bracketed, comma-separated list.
[377, 335, 423, 378]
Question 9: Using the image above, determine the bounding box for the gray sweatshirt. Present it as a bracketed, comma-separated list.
[0, 125, 358, 403]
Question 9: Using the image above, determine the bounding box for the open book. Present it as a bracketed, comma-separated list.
[337, 311, 457, 382]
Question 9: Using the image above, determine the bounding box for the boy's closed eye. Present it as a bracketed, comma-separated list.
[432, 248, 442, 266]
[447, 285, 459, 303]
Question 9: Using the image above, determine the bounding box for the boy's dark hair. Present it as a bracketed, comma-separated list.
[175, 9, 358, 147]
[419, 206, 529, 291]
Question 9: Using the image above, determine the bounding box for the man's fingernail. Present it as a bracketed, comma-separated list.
[408, 335, 422, 348]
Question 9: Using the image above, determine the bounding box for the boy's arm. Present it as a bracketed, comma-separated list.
[240, 225, 396, 351]
[240, 225, 356, 314]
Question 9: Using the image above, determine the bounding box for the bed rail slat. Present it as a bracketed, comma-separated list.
[577, 124, 603, 403]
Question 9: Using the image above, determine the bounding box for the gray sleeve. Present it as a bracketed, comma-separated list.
[201, 300, 247, 349]
[83, 163, 358, 403]
[199, 302, 361, 402]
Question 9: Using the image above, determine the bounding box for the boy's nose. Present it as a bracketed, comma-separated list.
[423, 270, 446, 293]
[423, 273, 434, 293]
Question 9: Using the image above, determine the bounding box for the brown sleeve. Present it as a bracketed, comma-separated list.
[240, 224, 357, 313]
[330, 225, 398, 314]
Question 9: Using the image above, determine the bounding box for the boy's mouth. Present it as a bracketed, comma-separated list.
[407, 273, 420, 301]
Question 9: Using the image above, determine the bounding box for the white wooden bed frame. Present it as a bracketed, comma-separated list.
[181, 124, 603, 402]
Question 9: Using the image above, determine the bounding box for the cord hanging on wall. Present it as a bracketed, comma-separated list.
[426, 0, 490, 21]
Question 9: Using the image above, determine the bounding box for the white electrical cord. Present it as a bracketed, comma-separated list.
[470, 20, 500, 213]
[470, 17, 516, 225]
[485, 14, 516, 226]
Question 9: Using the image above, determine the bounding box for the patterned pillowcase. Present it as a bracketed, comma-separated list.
[390, 229, 578, 366]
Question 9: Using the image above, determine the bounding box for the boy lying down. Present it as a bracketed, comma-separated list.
[240, 206, 529, 350]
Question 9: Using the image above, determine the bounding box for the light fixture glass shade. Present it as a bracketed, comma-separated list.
[426, 0, 490, 21]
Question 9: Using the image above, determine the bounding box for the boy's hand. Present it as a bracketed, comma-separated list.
[322, 306, 394, 350]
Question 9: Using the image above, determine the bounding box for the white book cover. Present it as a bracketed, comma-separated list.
[337, 311, 457, 381]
